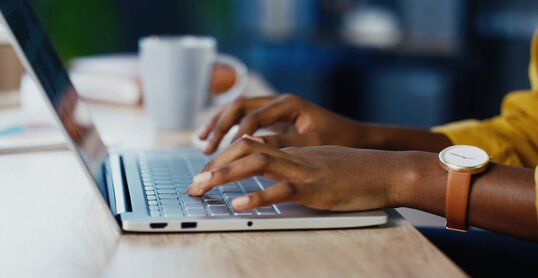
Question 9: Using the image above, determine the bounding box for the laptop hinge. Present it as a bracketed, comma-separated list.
[108, 154, 132, 214]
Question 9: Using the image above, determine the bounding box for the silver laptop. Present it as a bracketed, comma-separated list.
[0, 0, 387, 232]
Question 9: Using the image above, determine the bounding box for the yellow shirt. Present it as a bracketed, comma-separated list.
[433, 31, 538, 220]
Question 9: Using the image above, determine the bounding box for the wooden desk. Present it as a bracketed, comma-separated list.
[0, 99, 466, 277]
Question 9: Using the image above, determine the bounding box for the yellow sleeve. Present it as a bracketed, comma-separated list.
[432, 31, 538, 168]
[531, 30, 538, 91]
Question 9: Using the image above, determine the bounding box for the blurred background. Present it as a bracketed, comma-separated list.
[29, 0, 538, 129]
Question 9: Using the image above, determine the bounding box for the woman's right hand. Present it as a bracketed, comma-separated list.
[189, 139, 413, 212]
[199, 94, 372, 154]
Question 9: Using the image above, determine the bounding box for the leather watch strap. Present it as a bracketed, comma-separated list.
[445, 171, 472, 231]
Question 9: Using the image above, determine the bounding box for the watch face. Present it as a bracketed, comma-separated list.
[439, 145, 490, 171]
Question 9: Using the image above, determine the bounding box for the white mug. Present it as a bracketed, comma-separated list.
[139, 36, 247, 130]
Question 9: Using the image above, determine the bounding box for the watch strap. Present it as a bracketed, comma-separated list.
[445, 171, 472, 231]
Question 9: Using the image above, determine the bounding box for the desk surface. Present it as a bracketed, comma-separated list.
[0, 98, 465, 277]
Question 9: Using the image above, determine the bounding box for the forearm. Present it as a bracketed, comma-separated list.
[362, 124, 452, 152]
[395, 151, 538, 241]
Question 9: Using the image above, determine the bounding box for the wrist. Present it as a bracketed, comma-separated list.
[388, 151, 446, 211]
[352, 123, 387, 149]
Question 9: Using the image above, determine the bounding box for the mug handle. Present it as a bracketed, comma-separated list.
[211, 54, 248, 106]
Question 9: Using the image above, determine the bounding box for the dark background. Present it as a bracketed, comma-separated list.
[29, 0, 538, 129]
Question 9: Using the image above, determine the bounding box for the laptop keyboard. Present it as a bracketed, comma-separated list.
[138, 152, 280, 218]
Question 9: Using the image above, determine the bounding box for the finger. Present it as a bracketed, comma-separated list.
[188, 152, 305, 196]
[198, 110, 223, 140]
[200, 137, 293, 174]
[231, 181, 297, 211]
[232, 94, 302, 142]
[204, 97, 274, 154]
[204, 105, 244, 154]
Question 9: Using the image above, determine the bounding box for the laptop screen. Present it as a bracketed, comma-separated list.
[0, 0, 109, 200]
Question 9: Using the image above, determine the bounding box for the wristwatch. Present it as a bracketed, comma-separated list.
[439, 145, 490, 232]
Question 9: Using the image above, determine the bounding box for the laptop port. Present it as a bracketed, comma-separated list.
[150, 222, 168, 229]
[181, 222, 197, 229]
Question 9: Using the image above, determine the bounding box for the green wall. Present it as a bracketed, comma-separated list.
[31, 0, 122, 62]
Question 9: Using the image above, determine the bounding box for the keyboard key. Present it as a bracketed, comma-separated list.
[146, 191, 155, 196]
[147, 195, 157, 200]
[232, 210, 255, 216]
[205, 200, 226, 206]
[157, 189, 176, 194]
[159, 194, 178, 199]
[150, 164, 168, 168]
[152, 170, 169, 173]
[148, 201, 158, 206]
[204, 194, 223, 200]
[182, 196, 203, 203]
[240, 179, 261, 192]
[164, 211, 183, 217]
[155, 184, 175, 189]
[144, 186, 154, 191]
[256, 207, 277, 215]
[184, 202, 204, 208]
[186, 208, 207, 216]
[222, 183, 242, 193]
[149, 205, 159, 211]
[161, 204, 181, 210]
[161, 199, 180, 205]
[176, 184, 192, 190]
[209, 206, 231, 216]
[173, 178, 193, 183]
[150, 211, 161, 217]
[223, 193, 245, 199]
[162, 206, 182, 212]
[256, 177, 275, 189]
[154, 179, 173, 184]
[206, 188, 221, 195]
[154, 179, 174, 183]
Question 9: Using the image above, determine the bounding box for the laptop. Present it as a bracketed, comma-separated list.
[0, 0, 387, 232]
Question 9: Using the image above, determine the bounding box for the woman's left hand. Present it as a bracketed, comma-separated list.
[188, 137, 417, 212]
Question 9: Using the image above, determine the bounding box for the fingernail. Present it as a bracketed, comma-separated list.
[241, 134, 265, 144]
[232, 195, 250, 209]
[187, 184, 196, 195]
[192, 171, 212, 184]
[187, 184, 203, 196]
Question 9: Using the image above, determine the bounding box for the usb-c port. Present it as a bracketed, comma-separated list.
[150, 223, 168, 229]
[181, 222, 197, 229]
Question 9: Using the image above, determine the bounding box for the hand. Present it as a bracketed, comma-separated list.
[188, 138, 414, 212]
[188, 137, 538, 240]
[198, 94, 368, 154]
